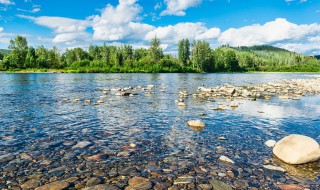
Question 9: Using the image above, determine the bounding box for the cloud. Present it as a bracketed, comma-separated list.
[161, 0, 202, 16]
[17, 7, 41, 13]
[17, 15, 91, 43]
[218, 18, 320, 47]
[0, 0, 15, 5]
[90, 0, 154, 41]
[0, 27, 3, 32]
[145, 22, 220, 43]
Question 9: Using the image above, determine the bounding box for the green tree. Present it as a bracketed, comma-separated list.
[0, 52, 3, 61]
[178, 39, 190, 66]
[8, 36, 28, 68]
[25, 47, 36, 68]
[149, 36, 163, 64]
[191, 40, 212, 71]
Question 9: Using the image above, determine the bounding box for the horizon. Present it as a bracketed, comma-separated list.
[1, 0, 320, 55]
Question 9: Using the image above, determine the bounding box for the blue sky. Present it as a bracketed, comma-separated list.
[0, 0, 320, 55]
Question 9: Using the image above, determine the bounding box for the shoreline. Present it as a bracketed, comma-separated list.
[0, 70, 319, 74]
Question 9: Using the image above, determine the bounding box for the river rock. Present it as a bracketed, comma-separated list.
[125, 177, 152, 190]
[273, 134, 320, 164]
[72, 141, 93, 149]
[86, 177, 102, 187]
[174, 176, 194, 185]
[21, 179, 41, 189]
[0, 154, 14, 163]
[82, 184, 120, 190]
[218, 156, 235, 164]
[209, 179, 232, 190]
[265, 140, 277, 147]
[35, 181, 69, 190]
[187, 120, 205, 131]
[263, 165, 286, 172]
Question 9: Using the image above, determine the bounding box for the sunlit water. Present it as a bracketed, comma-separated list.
[0, 73, 319, 189]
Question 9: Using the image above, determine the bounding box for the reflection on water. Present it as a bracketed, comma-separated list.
[0, 73, 319, 188]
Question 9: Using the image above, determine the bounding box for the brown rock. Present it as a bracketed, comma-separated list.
[125, 177, 152, 190]
[21, 179, 41, 189]
[277, 184, 304, 190]
[35, 181, 69, 190]
[85, 154, 108, 162]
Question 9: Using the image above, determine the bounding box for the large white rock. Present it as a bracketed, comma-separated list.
[273, 134, 320, 164]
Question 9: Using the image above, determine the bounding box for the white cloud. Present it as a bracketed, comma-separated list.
[18, 15, 91, 43]
[277, 42, 320, 55]
[218, 18, 320, 47]
[145, 22, 220, 43]
[0, 0, 15, 5]
[90, 0, 154, 41]
[0, 27, 3, 32]
[17, 7, 41, 13]
[161, 0, 202, 16]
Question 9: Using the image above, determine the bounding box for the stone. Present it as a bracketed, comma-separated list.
[198, 184, 212, 190]
[86, 177, 102, 187]
[263, 165, 286, 172]
[174, 176, 194, 185]
[218, 156, 235, 164]
[278, 96, 289, 100]
[117, 151, 131, 157]
[273, 134, 320, 164]
[125, 177, 152, 190]
[82, 184, 120, 190]
[277, 184, 304, 190]
[178, 102, 186, 107]
[218, 173, 226, 177]
[209, 179, 232, 190]
[21, 179, 41, 189]
[72, 141, 93, 149]
[85, 154, 108, 162]
[187, 120, 205, 131]
[0, 154, 14, 163]
[265, 140, 277, 147]
[35, 181, 69, 190]
[218, 137, 227, 141]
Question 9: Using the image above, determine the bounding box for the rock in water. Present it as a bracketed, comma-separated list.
[273, 134, 320, 164]
[72, 141, 93, 149]
[263, 165, 286, 172]
[265, 140, 277, 148]
[125, 177, 152, 190]
[218, 156, 235, 164]
[187, 120, 205, 131]
[35, 181, 69, 190]
[209, 179, 232, 190]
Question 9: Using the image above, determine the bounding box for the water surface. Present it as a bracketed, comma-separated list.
[0, 73, 319, 189]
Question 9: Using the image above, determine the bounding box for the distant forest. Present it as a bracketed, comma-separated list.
[0, 36, 320, 73]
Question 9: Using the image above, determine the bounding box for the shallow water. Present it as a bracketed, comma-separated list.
[0, 73, 319, 189]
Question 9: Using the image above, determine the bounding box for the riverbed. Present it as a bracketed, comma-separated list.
[0, 73, 319, 189]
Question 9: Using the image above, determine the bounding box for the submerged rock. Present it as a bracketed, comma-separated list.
[209, 179, 232, 190]
[174, 176, 194, 185]
[263, 165, 286, 172]
[273, 134, 320, 164]
[187, 120, 205, 131]
[35, 181, 69, 190]
[218, 156, 235, 164]
[72, 141, 93, 149]
[21, 179, 41, 189]
[126, 176, 152, 190]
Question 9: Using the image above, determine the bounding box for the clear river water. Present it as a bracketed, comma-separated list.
[0, 73, 319, 189]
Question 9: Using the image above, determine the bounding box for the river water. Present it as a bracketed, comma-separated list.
[0, 73, 319, 189]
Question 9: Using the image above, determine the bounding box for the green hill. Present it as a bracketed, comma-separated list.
[214, 45, 320, 72]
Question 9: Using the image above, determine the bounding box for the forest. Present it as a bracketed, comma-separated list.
[0, 36, 320, 73]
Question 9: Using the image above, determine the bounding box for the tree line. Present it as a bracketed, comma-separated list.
[0, 36, 319, 73]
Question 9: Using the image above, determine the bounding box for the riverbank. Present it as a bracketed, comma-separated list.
[1, 69, 320, 74]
